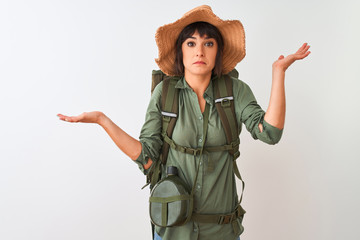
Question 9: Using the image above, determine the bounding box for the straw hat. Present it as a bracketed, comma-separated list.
[155, 5, 246, 76]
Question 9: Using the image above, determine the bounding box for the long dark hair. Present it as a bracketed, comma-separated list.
[174, 21, 224, 77]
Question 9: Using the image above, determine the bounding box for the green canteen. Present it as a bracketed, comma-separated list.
[149, 166, 192, 227]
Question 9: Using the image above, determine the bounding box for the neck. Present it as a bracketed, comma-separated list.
[184, 71, 212, 96]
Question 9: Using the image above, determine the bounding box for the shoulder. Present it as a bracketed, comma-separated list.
[226, 75, 259, 110]
[228, 76, 253, 96]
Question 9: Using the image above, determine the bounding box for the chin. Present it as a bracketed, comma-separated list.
[188, 68, 212, 77]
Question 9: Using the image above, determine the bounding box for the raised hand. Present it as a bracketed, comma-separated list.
[57, 111, 104, 124]
[57, 111, 143, 161]
[272, 43, 311, 71]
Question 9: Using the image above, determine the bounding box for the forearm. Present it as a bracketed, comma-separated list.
[98, 113, 142, 160]
[263, 67, 286, 129]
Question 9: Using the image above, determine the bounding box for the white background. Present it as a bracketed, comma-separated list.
[1, 0, 359, 239]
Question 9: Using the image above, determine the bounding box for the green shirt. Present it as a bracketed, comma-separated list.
[135, 75, 283, 240]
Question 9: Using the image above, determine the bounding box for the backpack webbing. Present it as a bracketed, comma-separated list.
[213, 75, 245, 203]
[213, 75, 240, 158]
[160, 77, 180, 164]
[147, 75, 181, 189]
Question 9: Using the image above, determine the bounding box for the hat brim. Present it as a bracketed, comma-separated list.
[155, 5, 245, 76]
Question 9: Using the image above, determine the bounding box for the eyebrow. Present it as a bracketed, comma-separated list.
[187, 36, 213, 40]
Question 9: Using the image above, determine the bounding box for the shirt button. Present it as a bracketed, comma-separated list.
[199, 138, 203, 143]
[200, 161, 202, 165]
[197, 185, 201, 189]
[199, 116, 203, 120]
[194, 228, 198, 232]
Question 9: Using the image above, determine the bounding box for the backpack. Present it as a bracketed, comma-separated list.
[147, 69, 246, 236]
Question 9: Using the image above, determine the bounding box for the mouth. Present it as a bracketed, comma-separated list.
[193, 61, 206, 65]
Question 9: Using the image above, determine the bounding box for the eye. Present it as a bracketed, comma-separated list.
[186, 41, 195, 47]
[205, 41, 214, 47]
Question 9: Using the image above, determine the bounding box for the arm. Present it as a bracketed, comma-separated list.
[260, 67, 286, 130]
[98, 114, 152, 168]
[98, 114, 153, 169]
[259, 43, 311, 132]
[57, 111, 153, 169]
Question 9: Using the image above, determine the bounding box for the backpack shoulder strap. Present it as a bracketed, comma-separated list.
[213, 72, 245, 203]
[213, 74, 240, 159]
[160, 77, 180, 164]
[146, 71, 180, 190]
[151, 70, 180, 163]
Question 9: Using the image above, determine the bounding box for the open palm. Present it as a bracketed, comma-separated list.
[273, 43, 311, 71]
[57, 111, 103, 124]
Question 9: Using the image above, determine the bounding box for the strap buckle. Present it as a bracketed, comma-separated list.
[215, 96, 233, 108]
[192, 148, 201, 156]
[218, 214, 234, 224]
[180, 146, 187, 154]
[221, 98, 231, 108]
[161, 111, 177, 123]
[162, 115, 171, 123]
[179, 147, 201, 156]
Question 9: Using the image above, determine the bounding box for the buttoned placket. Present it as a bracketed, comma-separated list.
[178, 77, 215, 214]
[193, 91, 205, 212]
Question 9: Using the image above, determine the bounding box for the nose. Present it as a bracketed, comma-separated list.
[196, 45, 204, 57]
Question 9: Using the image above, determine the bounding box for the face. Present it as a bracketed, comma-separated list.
[181, 31, 218, 78]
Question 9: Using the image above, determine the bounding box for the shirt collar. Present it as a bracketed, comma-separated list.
[175, 75, 219, 105]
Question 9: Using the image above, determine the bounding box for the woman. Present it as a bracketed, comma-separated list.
[57, 5, 310, 240]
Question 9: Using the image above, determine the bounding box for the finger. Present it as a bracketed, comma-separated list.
[297, 45, 310, 56]
[297, 43, 308, 53]
[295, 50, 311, 60]
[57, 114, 68, 121]
[302, 44, 310, 53]
[64, 116, 79, 122]
[301, 44, 310, 51]
[57, 114, 77, 122]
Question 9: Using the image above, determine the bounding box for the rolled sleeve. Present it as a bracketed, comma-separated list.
[234, 78, 283, 145]
[253, 117, 283, 145]
[134, 142, 155, 175]
[134, 82, 163, 175]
